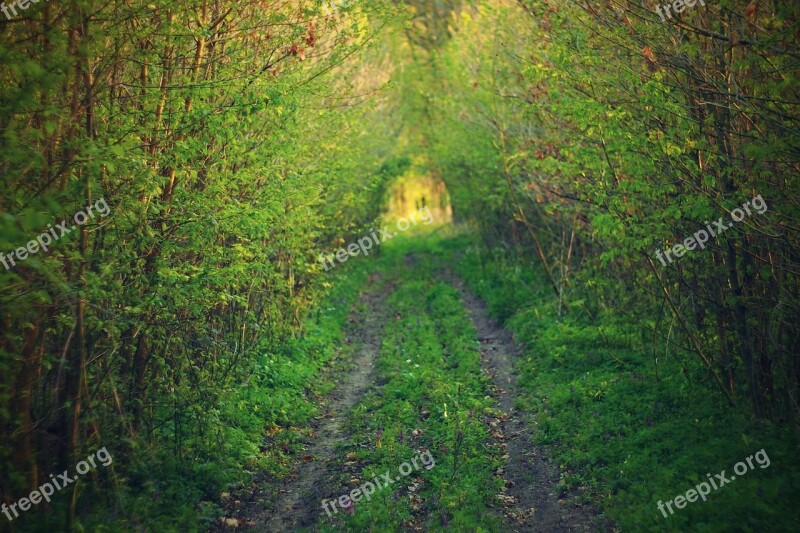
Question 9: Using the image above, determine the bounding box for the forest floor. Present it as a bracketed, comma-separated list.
[207, 228, 797, 532]
[214, 244, 607, 532]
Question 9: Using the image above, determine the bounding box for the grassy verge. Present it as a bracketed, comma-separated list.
[437, 230, 800, 532]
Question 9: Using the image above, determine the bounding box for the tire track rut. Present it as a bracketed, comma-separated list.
[449, 274, 609, 532]
[215, 277, 387, 532]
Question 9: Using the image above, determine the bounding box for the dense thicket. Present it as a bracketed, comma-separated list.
[0, 0, 403, 526]
[1, 0, 798, 528]
[419, 0, 800, 422]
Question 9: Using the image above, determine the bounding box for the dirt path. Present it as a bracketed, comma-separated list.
[449, 275, 608, 532]
[215, 277, 387, 532]
[214, 264, 608, 532]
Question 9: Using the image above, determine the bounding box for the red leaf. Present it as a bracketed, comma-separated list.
[745, 2, 757, 23]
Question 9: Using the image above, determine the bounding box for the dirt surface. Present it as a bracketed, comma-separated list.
[448, 274, 609, 532]
[214, 277, 387, 532]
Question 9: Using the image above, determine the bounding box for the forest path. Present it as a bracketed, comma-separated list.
[215, 254, 605, 532]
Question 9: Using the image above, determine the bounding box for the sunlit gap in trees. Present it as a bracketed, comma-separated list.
[386, 171, 452, 224]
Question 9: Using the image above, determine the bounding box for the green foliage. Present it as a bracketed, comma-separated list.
[0, 0, 406, 528]
[1, 0, 798, 529]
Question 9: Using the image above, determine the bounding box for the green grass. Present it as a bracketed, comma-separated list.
[57, 249, 378, 532]
[437, 230, 800, 532]
[61, 225, 799, 531]
[318, 233, 503, 531]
